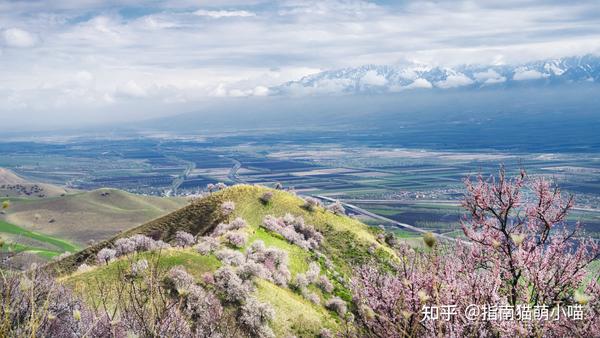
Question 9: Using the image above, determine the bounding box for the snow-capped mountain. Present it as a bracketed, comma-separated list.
[273, 55, 600, 95]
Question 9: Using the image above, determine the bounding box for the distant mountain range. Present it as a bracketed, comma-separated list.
[273, 55, 600, 95]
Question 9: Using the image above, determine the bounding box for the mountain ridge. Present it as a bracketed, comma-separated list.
[273, 54, 600, 95]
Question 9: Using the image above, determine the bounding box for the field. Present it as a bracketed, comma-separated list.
[0, 130, 599, 242]
[0, 220, 79, 258]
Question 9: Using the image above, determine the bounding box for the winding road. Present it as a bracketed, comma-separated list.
[228, 159, 243, 183]
[315, 195, 463, 244]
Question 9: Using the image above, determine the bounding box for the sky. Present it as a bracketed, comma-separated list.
[1, 0, 600, 128]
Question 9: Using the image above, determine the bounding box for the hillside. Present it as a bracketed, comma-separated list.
[0, 167, 70, 198]
[3, 188, 188, 246]
[50, 185, 396, 337]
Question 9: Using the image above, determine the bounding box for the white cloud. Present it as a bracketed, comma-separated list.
[2, 28, 37, 48]
[253, 85, 269, 96]
[194, 9, 256, 18]
[390, 78, 433, 91]
[435, 74, 474, 89]
[361, 70, 387, 86]
[75, 71, 94, 84]
[513, 68, 548, 81]
[115, 80, 147, 98]
[2, 0, 600, 126]
[473, 69, 506, 84]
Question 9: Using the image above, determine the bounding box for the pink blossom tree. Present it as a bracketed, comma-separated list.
[351, 168, 600, 337]
[461, 167, 599, 308]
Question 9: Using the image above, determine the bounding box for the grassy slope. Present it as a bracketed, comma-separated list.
[0, 167, 70, 198]
[5, 188, 187, 245]
[0, 219, 79, 258]
[57, 185, 397, 337]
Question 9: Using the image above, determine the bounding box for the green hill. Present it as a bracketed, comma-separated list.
[51, 185, 397, 337]
[4, 188, 188, 246]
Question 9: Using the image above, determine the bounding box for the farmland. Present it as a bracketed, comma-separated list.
[1, 130, 599, 241]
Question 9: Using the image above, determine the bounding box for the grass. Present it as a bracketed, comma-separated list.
[255, 279, 339, 337]
[0, 242, 62, 258]
[245, 227, 310, 276]
[0, 219, 79, 253]
[6, 188, 187, 246]
[64, 248, 221, 303]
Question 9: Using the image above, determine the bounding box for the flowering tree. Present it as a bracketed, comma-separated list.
[352, 168, 600, 337]
[462, 167, 599, 308]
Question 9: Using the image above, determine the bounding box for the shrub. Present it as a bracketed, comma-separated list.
[304, 291, 320, 305]
[184, 285, 224, 336]
[221, 201, 235, 215]
[230, 217, 248, 229]
[165, 266, 195, 294]
[213, 217, 248, 236]
[319, 328, 333, 338]
[367, 243, 377, 254]
[214, 266, 253, 303]
[225, 231, 248, 248]
[237, 260, 269, 281]
[174, 231, 195, 248]
[246, 240, 267, 260]
[114, 237, 136, 256]
[131, 259, 149, 276]
[207, 183, 227, 192]
[325, 297, 347, 316]
[326, 200, 345, 215]
[245, 241, 291, 286]
[96, 248, 116, 265]
[293, 273, 309, 289]
[154, 240, 171, 250]
[384, 233, 398, 247]
[196, 236, 219, 255]
[239, 297, 275, 338]
[271, 268, 291, 286]
[318, 275, 334, 293]
[76, 263, 92, 273]
[260, 191, 274, 204]
[120, 236, 170, 253]
[302, 196, 322, 211]
[0, 269, 112, 337]
[216, 248, 245, 266]
[305, 262, 321, 282]
[260, 214, 323, 251]
[422, 232, 436, 248]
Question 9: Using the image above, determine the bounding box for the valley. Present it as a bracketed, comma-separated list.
[1, 130, 599, 266]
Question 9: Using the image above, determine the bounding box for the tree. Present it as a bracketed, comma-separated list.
[462, 167, 599, 308]
[352, 168, 600, 337]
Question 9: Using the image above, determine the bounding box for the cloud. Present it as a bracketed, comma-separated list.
[513, 68, 548, 81]
[435, 74, 474, 89]
[406, 78, 433, 89]
[2, 28, 37, 48]
[2, 0, 600, 126]
[361, 70, 387, 86]
[194, 9, 256, 18]
[473, 69, 506, 84]
[253, 85, 270, 96]
[115, 80, 147, 98]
